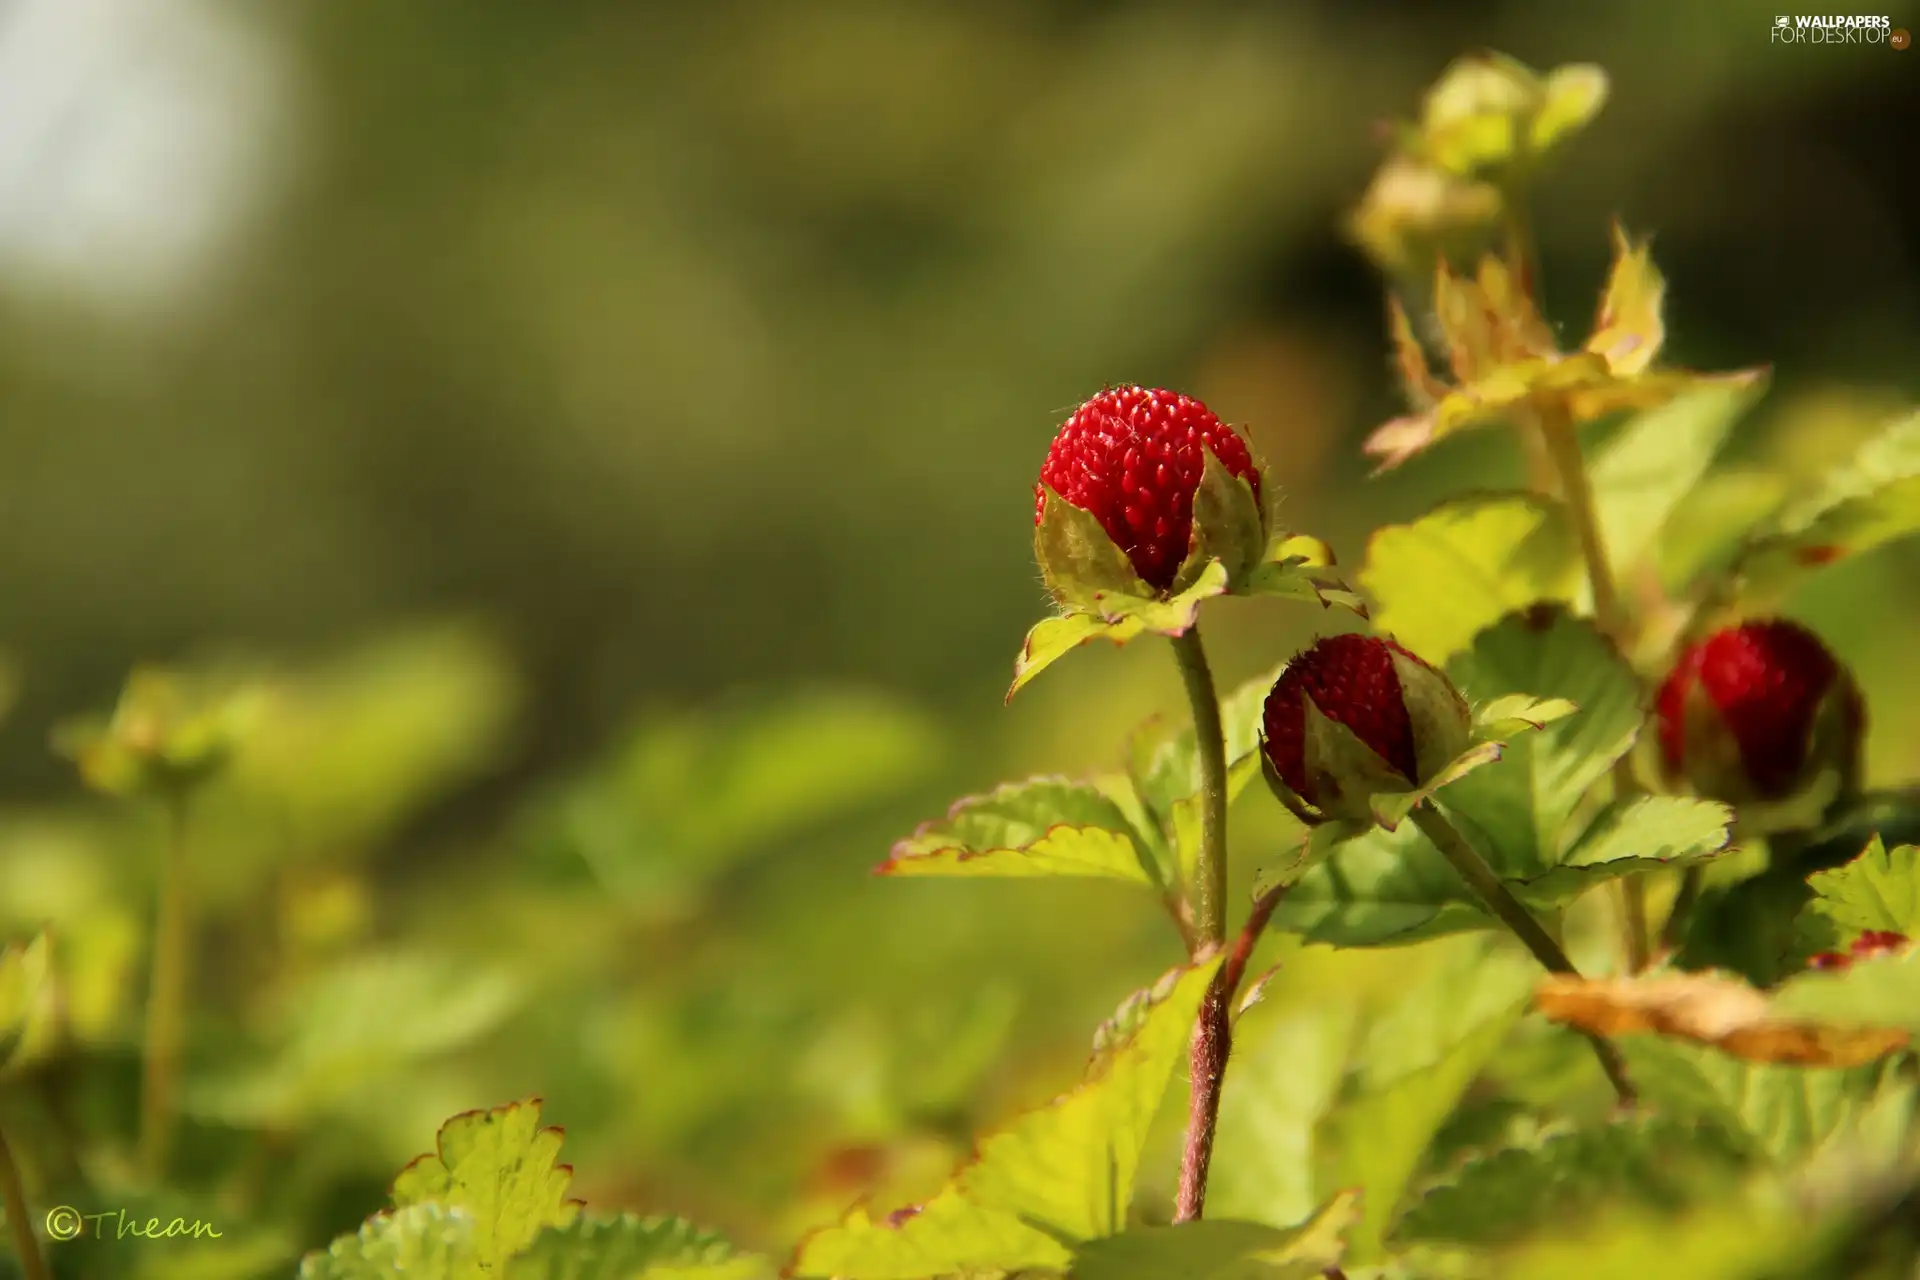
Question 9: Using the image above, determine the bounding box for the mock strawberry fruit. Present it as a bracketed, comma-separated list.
[1807, 929, 1909, 971]
[1259, 632, 1471, 824]
[1655, 619, 1865, 807]
[1033, 387, 1266, 604]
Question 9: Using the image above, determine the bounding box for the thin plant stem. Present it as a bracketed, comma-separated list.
[1175, 880, 1292, 1222]
[1537, 410, 1653, 972]
[1169, 628, 1229, 949]
[1165, 623, 1239, 1225]
[140, 796, 192, 1180]
[1661, 865, 1704, 954]
[0, 1122, 50, 1280]
[1409, 803, 1637, 1106]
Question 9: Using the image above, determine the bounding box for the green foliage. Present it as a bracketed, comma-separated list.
[1267, 612, 1732, 943]
[789, 960, 1218, 1277]
[4, 32, 1920, 1280]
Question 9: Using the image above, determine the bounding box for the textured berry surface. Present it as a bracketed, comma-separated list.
[1655, 620, 1845, 799]
[1262, 633, 1427, 802]
[1034, 386, 1261, 591]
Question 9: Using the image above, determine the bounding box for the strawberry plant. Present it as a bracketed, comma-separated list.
[0, 47, 1918, 1280]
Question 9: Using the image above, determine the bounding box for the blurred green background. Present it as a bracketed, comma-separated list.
[0, 0, 1917, 1266]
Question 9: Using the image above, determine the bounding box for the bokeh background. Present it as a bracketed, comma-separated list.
[1, 0, 1917, 1268]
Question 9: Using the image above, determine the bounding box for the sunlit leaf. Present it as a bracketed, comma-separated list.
[388, 1099, 583, 1270]
[787, 960, 1220, 1278]
[1795, 836, 1920, 951]
[1210, 936, 1535, 1263]
[1588, 376, 1767, 581]
[1008, 562, 1231, 701]
[1070, 1191, 1360, 1279]
[1360, 493, 1576, 666]
[299, 1203, 484, 1279]
[1726, 408, 1920, 607]
[510, 1213, 767, 1280]
[1583, 224, 1665, 377]
[879, 776, 1162, 888]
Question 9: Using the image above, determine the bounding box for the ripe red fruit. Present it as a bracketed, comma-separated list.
[1654, 619, 1864, 804]
[1034, 387, 1261, 591]
[1260, 633, 1469, 818]
[1807, 929, 1908, 971]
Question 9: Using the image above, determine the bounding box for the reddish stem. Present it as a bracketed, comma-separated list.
[1173, 879, 1291, 1221]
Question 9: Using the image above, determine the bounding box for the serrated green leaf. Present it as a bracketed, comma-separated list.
[1395, 1116, 1748, 1247]
[1359, 494, 1576, 666]
[1210, 936, 1534, 1261]
[1588, 377, 1765, 581]
[1795, 837, 1920, 949]
[1439, 611, 1641, 873]
[390, 1100, 582, 1270]
[1619, 1038, 1894, 1164]
[1070, 1191, 1360, 1280]
[1730, 408, 1920, 606]
[788, 960, 1220, 1278]
[879, 777, 1161, 889]
[1011, 611, 1152, 701]
[1519, 795, 1732, 903]
[299, 1203, 483, 1279]
[510, 1213, 766, 1280]
[1322, 944, 1536, 1261]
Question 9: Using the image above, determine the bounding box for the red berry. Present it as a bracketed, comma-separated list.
[1807, 950, 1852, 971]
[1654, 619, 1859, 802]
[1851, 930, 1908, 959]
[1262, 634, 1429, 803]
[1035, 387, 1261, 591]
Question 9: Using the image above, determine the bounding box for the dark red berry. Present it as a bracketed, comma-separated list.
[1655, 619, 1857, 801]
[1807, 950, 1851, 971]
[1035, 386, 1261, 591]
[1262, 634, 1430, 803]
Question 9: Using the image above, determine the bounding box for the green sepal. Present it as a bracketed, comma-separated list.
[1244, 534, 1370, 614]
[1171, 444, 1268, 594]
[1033, 483, 1151, 612]
[1006, 560, 1230, 702]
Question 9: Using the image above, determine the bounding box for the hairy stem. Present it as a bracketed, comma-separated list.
[1169, 624, 1233, 1223]
[140, 798, 192, 1180]
[0, 1123, 49, 1280]
[1170, 628, 1230, 949]
[1410, 804, 1636, 1106]
[1175, 881, 1291, 1222]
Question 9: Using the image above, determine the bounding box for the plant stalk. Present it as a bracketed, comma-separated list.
[140, 797, 192, 1181]
[1167, 624, 1234, 1224]
[0, 1123, 49, 1280]
[1175, 881, 1291, 1222]
[1537, 410, 1653, 971]
[1169, 628, 1230, 949]
[1410, 803, 1636, 1106]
